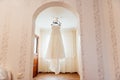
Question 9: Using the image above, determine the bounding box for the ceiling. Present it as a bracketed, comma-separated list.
[35, 6, 78, 35]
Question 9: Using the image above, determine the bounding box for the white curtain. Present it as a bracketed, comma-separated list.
[38, 29, 77, 73]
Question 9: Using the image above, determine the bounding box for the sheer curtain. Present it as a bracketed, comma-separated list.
[38, 29, 77, 73]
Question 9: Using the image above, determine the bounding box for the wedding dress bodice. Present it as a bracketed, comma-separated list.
[52, 26, 60, 30]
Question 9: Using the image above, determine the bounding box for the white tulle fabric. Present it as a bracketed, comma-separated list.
[38, 29, 77, 73]
[46, 26, 65, 59]
[45, 26, 65, 74]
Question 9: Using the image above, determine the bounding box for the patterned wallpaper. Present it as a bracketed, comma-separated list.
[17, 26, 28, 80]
[107, 0, 120, 80]
[77, 0, 105, 80]
[0, 24, 9, 68]
[93, 0, 104, 80]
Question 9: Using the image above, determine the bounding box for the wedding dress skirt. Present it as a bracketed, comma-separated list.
[45, 26, 65, 74]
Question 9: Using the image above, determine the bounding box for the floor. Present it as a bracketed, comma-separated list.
[34, 73, 80, 80]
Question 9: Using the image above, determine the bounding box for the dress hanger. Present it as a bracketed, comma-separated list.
[51, 17, 61, 26]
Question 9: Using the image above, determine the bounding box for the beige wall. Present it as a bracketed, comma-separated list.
[101, 0, 120, 80]
[0, 0, 120, 80]
[97, 0, 120, 80]
[0, 1, 33, 80]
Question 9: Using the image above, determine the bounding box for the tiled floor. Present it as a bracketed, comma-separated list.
[34, 73, 80, 80]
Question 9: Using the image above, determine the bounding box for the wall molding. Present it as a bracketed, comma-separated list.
[93, 0, 104, 80]
[107, 0, 120, 79]
[77, 0, 105, 80]
[76, 0, 87, 80]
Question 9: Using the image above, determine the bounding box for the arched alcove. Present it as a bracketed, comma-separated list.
[31, 1, 82, 80]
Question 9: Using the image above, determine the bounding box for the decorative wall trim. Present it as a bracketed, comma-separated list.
[76, 0, 87, 80]
[107, 0, 120, 79]
[17, 27, 28, 80]
[93, 0, 104, 80]
[0, 24, 9, 68]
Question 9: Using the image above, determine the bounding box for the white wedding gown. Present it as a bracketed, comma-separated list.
[45, 25, 65, 74]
